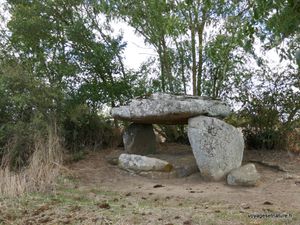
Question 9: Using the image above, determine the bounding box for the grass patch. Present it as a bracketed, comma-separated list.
[1, 182, 299, 225]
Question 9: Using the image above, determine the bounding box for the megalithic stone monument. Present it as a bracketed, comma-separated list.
[111, 93, 244, 181]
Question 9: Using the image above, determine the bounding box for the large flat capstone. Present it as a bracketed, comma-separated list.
[111, 93, 231, 124]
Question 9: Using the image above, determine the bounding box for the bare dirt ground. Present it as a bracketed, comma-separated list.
[1, 143, 300, 225]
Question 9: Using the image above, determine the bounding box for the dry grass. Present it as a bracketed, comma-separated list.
[287, 128, 300, 154]
[0, 126, 63, 197]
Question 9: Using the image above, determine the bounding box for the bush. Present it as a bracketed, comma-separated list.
[63, 104, 121, 152]
[0, 61, 64, 169]
[155, 124, 189, 144]
[0, 119, 50, 171]
[286, 127, 300, 154]
[227, 103, 297, 151]
[0, 61, 121, 169]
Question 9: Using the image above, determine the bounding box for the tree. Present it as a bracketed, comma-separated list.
[6, 0, 133, 110]
[103, 0, 182, 93]
[0, 0, 142, 164]
[104, 0, 262, 97]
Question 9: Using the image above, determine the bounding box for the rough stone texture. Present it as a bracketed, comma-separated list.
[118, 154, 172, 172]
[123, 123, 156, 155]
[106, 156, 119, 165]
[227, 163, 261, 186]
[106, 147, 199, 179]
[141, 152, 199, 178]
[188, 116, 244, 181]
[111, 93, 231, 124]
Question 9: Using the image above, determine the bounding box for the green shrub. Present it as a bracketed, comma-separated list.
[0, 118, 52, 171]
[156, 124, 189, 144]
[226, 103, 291, 150]
[63, 104, 120, 152]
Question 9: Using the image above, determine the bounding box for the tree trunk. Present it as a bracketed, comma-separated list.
[175, 40, 186, 94]
[190, 12, 197, 96]
[161, 37, 174, 93]
[212, 67, 219, 98]
[197, 17, 206, 96]
[158, 44, 166, 92]
[180, 51, 187, 95]
[111, 101, 119, 128]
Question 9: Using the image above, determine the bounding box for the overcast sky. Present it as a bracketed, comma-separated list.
[110, 21, 157, 70]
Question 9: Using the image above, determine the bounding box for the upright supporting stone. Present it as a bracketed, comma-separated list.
[123, 123, 156, 155]
[188, 116, 244, 181]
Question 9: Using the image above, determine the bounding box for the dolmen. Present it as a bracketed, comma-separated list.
[111, 93, 245, 181]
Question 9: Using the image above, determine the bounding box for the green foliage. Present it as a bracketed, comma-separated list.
[63, 104, 119, 152]
[157, 125, 189, 144]
[6, 0, 136, 108]
[69, 150, 87, 162]
[0, 0, 299, 170]
[253, 0, 300, 41]
[240, 103, 282, 150]
[106, 0, 181, 93]
[228, 65, 300, 150]
[0, 60, 62, 169]
[0, 0, 148, 168]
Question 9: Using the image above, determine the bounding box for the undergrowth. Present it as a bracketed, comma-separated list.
[0, 126, 63, 197]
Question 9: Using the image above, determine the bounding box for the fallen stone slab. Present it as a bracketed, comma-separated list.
[111, 93, 231, 124]
[107, 148, 199, 179]
[188, 116, 244, 181]
[118, 154, 173, 172]
[123, 123, 156, 155]
[141, 152, 199, 178]
[227, 163, 261, 186]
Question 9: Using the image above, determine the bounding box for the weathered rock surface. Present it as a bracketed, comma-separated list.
[118, 154, 172, 172]
[141, 152, 199, 178]
[188, 116, 244, 181]
[123, 123, 156, 155]
[106, 147, 199, 179]
[111, 93, 231, 124]
[227, 163, 260, 186]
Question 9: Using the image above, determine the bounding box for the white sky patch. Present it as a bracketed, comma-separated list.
[253, 37, 292, 71]
[110, 21, 157, 70]
[0, 0, 9, 26]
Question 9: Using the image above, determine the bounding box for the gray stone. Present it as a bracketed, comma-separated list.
[138, 170, 178, 179]
[227, 163, 260, 186]
[152, 153, 199, 178]
[111, 93, 231, 124]
[188, 116, 244, 181]
[106, 156, 119, 165]
[106, 147, 199, 179]
[118, 154, 173, 172]
[123, 123, 156, 155]
[141, 152, 199, 178]
[296, 49, 300, 65]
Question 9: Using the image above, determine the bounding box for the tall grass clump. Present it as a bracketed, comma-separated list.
[0, 125, 63, 197]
